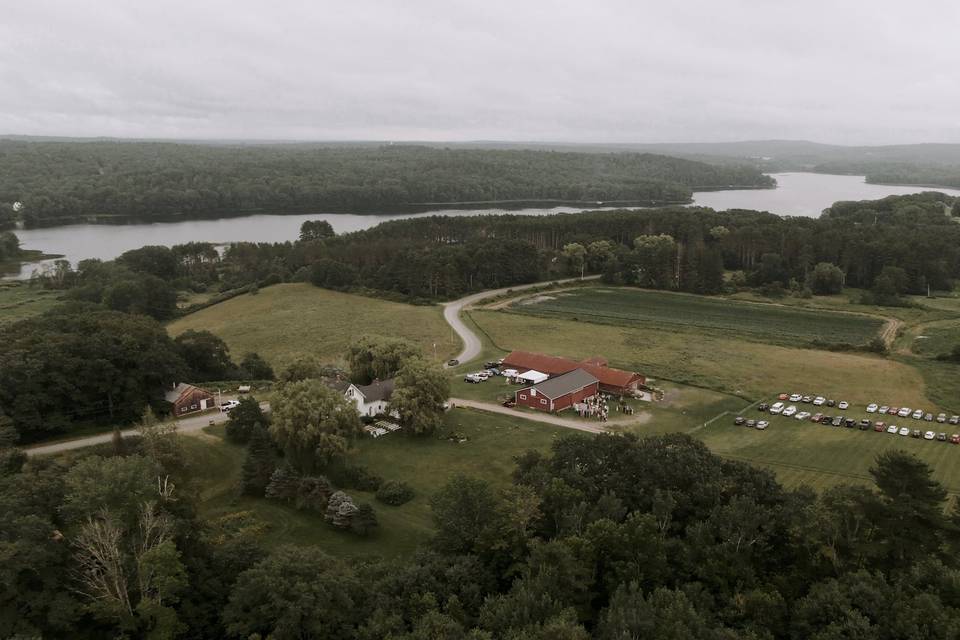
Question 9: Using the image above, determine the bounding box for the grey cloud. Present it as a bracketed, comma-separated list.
[1, 0, 959, 144]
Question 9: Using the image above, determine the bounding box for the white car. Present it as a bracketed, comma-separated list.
[878, 406, 889, 414]
[789, 394, 802, 402]
[813, 397, 825, 406]
[796, 411, 811, 421]
[769, 402, 784, 414]
[220, 399, 241, 412]
[886, 424, 898, 434]
[924, 431, 936, 440]
[866, 404, 879, 413]
[912, 409, 924, 420]
[783, 405, 798, 417]
[899, 426, 910, 436]
[838, 401, 849, 410]
[756, 420, 769, 430]
[898, 407, 911, 417]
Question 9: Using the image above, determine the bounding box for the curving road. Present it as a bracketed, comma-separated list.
[443, 276, 599, 365]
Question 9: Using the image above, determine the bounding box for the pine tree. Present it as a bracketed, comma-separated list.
[350, 503, 378, 537]
[240, 426, 276, 497]
[111, 425, 126, 457]
[295, 475, 333, 512]
[264, 463, 300, 502]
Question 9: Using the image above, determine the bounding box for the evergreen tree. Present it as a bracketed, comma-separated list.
[295, 475, 333, 512]
[325, 490, 359, 529]
[264, 464, 300, 502]
[350, 503, 379, 537]
[239, 426, 275, 497]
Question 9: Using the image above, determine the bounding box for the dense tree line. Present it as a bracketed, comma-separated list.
[0, 231, 20, 262]
[0, 141, 772, 226]
[5, 423, 960, 638]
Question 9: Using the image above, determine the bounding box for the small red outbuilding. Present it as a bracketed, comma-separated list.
[515, 369, 599, 413]
[165, 383, 215, 416]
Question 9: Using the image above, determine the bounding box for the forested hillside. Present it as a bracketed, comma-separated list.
[0, 141, 773, 226]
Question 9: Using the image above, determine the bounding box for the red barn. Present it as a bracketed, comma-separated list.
[501, 350, 645, 395]
[515, 369, 599, 413]
[165, 383, 215, 416]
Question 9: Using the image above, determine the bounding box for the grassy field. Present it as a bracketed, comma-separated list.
[693, 409, 960, 495]
[0, 281, 63, 326]
[509, 287, 885, 347]
[910, 319, 960, 357]
[167, 283, 458, 369]
[470, 309, 936, 410]
[186, 409, 565, 557]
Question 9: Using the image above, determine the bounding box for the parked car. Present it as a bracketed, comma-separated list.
[801, 395, 813, 404]
[858, 419, 871, 431]
[937, 432, 947, 442]
[813, 396, 825, 406]
[220, 399, 241, 412]
[484, 361, 499, 369]
[950, 415, 960, 425]
[796, 411, 811, 421]
[874, 423, 885, 432]
[789, 393, 802, 402]
[770, 402, 784, 414]
[838, 401, 849, 410]
[924, 431, 936, 440]
[912, 429, 922, 438]
[821, 415, 833, 425]
[866, 403, 879, 413]
[464, 374, 483, 383]
[844, 418, 856, 428]
[778, 393, 789, 401]
[734, 416, 746, 425]
[898, 426, 910, 436]
[758, 403, 770, 411]
[746, 419, 757, 428]
[447, 359, 460, 367]
[826, 399, 836, 407]
[887, 425, 899, 434]
[951, 434, 960, 444]
[924, 413, 934, 422]
[937, 413, 947, 423]
[878, 405, 889, 414]
[811, 413, 823, 423]
[912, 409, 924, 420]
[783, 405, 798, 417]
[832, 416, 844, 427]
[898, 407, 912, 417]
[888, 406, 899, 416]
[756, 420, 769, 430]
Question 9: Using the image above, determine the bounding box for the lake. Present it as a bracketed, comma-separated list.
[7, 172, 960, 279]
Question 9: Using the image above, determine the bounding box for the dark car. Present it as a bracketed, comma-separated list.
[832, 416, 844, 426]
[734, 416, 746, 426]
[938, 432, 947, 441]
[447, 359, 460, 367]
[758, 403, 770, 411]
[911, 429, 922, 438]
[826, 399, 836, 407]
[746, 419, 757, 428]
[821, 415, 833, 425]
[844, 418, 856, 428]
[858, 419, 871, 431]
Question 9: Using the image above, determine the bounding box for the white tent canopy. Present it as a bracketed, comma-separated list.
[517, 369, 549, 384]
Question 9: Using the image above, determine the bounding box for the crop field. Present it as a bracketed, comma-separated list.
[470, 309, 936, 409]
[508, 287, 884, 346]
[167, 283, 458, 368]
[0, 281, 62, 326]
[188, 409, 564, 557]
[694, 409, 960, 496]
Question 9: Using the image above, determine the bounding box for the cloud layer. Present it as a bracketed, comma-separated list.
[3, 0, 959, 144]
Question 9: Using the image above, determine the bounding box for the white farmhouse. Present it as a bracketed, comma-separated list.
[344, 378, 398, 418]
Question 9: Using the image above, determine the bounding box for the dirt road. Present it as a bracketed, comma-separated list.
[450, 398, 609, 433]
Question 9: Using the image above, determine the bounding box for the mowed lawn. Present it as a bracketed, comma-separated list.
[186, 409, 565, 557]
[696, 412, 960, 495]
[470, 309, 938, 411]
[509, 287, 884, 346]
[167, 284, 458, 368]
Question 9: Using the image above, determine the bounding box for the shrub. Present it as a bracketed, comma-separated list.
[327, 462, 383, 492]
[295, 475, 333, 512]
[376, 480, 415, 506]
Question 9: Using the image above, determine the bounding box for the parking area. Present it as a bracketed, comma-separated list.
[734, 392, 960, 444]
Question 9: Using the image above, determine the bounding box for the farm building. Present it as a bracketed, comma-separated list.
[345, 378, 398, 417]
[516, 368, 599, 413]
[165, 383, 216, 416]
[501, 350, 645, 395]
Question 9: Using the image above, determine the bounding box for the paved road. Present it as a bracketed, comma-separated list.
[451, 398, 608, 434]
[25, 403, 270, 457]
[443, 276, 599, 365]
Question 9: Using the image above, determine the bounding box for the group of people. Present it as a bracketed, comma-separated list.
[575, 394, 611, 421]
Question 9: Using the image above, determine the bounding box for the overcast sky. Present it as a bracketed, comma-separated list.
[2, 1, 959, 145]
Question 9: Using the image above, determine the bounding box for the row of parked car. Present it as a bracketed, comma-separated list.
[777, 393, 850, 409]
[864, 403, 959, 425]
[464, 361, 513, 384]
[735, 406, 960, 443]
